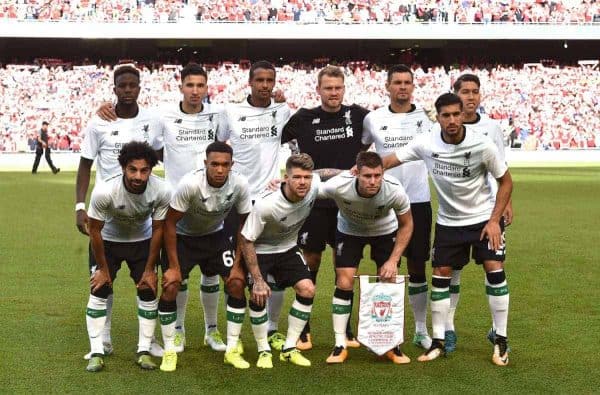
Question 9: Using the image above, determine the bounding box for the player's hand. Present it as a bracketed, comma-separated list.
[272, 89, 286, 103]
[97, 101, 117, 122]
[76, 210, 89, 235]
[268, 178, 282, 191]
[480, 220, 502, 251]
[162, 267, 182, 290]
[349, 165, 358, 176]
[251, 278, 271, 307]
[379, 260, 398, 282]
[137, 269, 158, 295]
[43, 142, 48, 148]
[503, 204, 513, 227]
[90, 268, 112, 293]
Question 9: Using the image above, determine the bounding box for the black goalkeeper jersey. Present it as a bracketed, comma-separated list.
[282, 104, 369, 207]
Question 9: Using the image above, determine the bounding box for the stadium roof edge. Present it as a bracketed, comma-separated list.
[0, 21, 599, 40]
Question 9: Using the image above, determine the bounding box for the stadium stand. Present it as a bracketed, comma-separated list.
[0, 0, 598, 24]
[1, 61, 598, 152]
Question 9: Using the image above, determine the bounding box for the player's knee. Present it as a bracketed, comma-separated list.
[137, 287, 156, 301]
[433, 266, 452, 278]
[225, 277, 246, 300]
[295, 280, 315, 299]
[303, 251, 322, 271]
[91, 285, 112, 299]
[335, 274, 354, 291]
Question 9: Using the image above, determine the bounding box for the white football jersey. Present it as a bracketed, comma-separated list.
[430, 113, 505, 199]
[241, 174, 320, 254]
[362, 105, 432, 203]
[395, 127, 508, 227]
[318, 171, 411, 237]
[81, 108, 165, 183]
[170, 169, 252, 237]
[160, 103, 224, 188]
[218, 99, 291, 200]
[87, 174, 171, 242]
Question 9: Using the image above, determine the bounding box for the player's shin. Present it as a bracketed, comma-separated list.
[446, 269, 462, 331]
[249, 302, 270, 352]
[137, 290, 158, 353]
[284, 295, 313, 350]
[86, 294, 108, 355]
[408, 271, 429, 335]
[200, 274, 220, 333]
[226, 296, 246, 353]
[158, 299, 177, 351]
[102, 292, 113, 344]
[485, 270, 509, 338]
[332, 288, 353, 347]
[175, 280, 189, 332]
[430, 275, 451, 340]
[267, 279, 284, 334]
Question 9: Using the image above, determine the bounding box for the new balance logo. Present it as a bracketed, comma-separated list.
[111, 130, 119, 136]
[280, 216, 287, 222]
[300, 232, 309, 245]
[312, 118, 320, 124]
[336, 242, 344, 256]
[379, 126, 388, 131]
[226, 193, 234, 201]
[238, 116, 246, 121]
[117, 205, 125, 209]
[174, 119, 183, 124]
[432, 153, 440, 158]
[201, 197, 208, 203]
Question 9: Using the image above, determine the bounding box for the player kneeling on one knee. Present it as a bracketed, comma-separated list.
[84, 141, 170, 372]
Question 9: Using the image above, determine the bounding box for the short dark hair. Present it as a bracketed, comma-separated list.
[356, 151, 383, 170]
[317, 65, 345, 85]
[118, 141, 158, 169]
[249, 60, 276, 80]
[434, 93, 463, 113]
[181, 63, 208, 83]
[387, 64, 413, 83]
[206, 141, 233, 158]
[286, 153, 314, 173]
[42, 121, 49, 126]
[114, 65, 140, 84]
[453, 74, 480, 92]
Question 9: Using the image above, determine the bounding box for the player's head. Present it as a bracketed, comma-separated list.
[284, 153, 314, 201]
[355, 151, 384, 198]
[386, 64, 414, 104]
[204, 141, 234, 187]
[453, 74, 481, 115]
[180, 63, 208, 108]
[41, 121, 49, 131]
[113, 65, 141, 106]
[317, 65, 345, 113]
[117, 141, 158, 194]
[249, 60, 276, 102]
[435, 93, 464, 138]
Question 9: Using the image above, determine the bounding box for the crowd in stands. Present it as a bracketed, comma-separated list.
[1, 0, 599, 24]
[0, 61, 598, 152]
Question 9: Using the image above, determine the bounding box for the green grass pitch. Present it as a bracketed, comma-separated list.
[1, 167, 599, 393]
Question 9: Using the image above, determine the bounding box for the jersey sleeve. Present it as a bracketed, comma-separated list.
[317, 173, 341, 199]
[235, 176, 252, 215]
[80, 120, 99, 160]
[169, 176, 193, 213]
[152, 185, 171, 221]
[281, 111, 301, 144]
[240, 203, 267, 242]
[491, 123, 506, 163]
[395, 138, 424, 163]
[216, 106, 231, 142]
[87, 183, 111, 221]
[361, 113, 375, 145]
[151, 115, 166, 151]
[482, 141, 508, 179]
[391, 186, 411, 215]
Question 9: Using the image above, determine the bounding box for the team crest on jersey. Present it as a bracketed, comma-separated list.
[336, 241, 344, 256]
[416, 120, 423, 132]
[463, 151, 472, 166]
[280, 216, 287, 222]
[174, 119, 183, 124]
[142, 124, 149, 140]
[312, 118, 320, 125]
[226, 193, 234, 201]
[300, 232, 309, 245]
[344, 110, 352, 125]
[111, 130, 119, 136]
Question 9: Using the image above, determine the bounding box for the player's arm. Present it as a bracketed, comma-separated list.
[233, 213, 249, 268]
[75, 157, 94, 235]
[240, 234, 271, 307]
[163, 207, 185, 289]
[314, 168, 342, 181]
[379, 210, 414, 281]
[88, 218, 112, 292]
[96, 102, 117, 121]
[137, 219, 164, 294]
[36, 132, 47, 148]
[491, 123, 513, 226]
[382, 153, 403, 170]
[481, 169, 513, 251]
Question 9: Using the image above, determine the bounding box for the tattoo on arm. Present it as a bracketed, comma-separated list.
[287, 139, 300, 155]
[314, 168, 342, 181]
